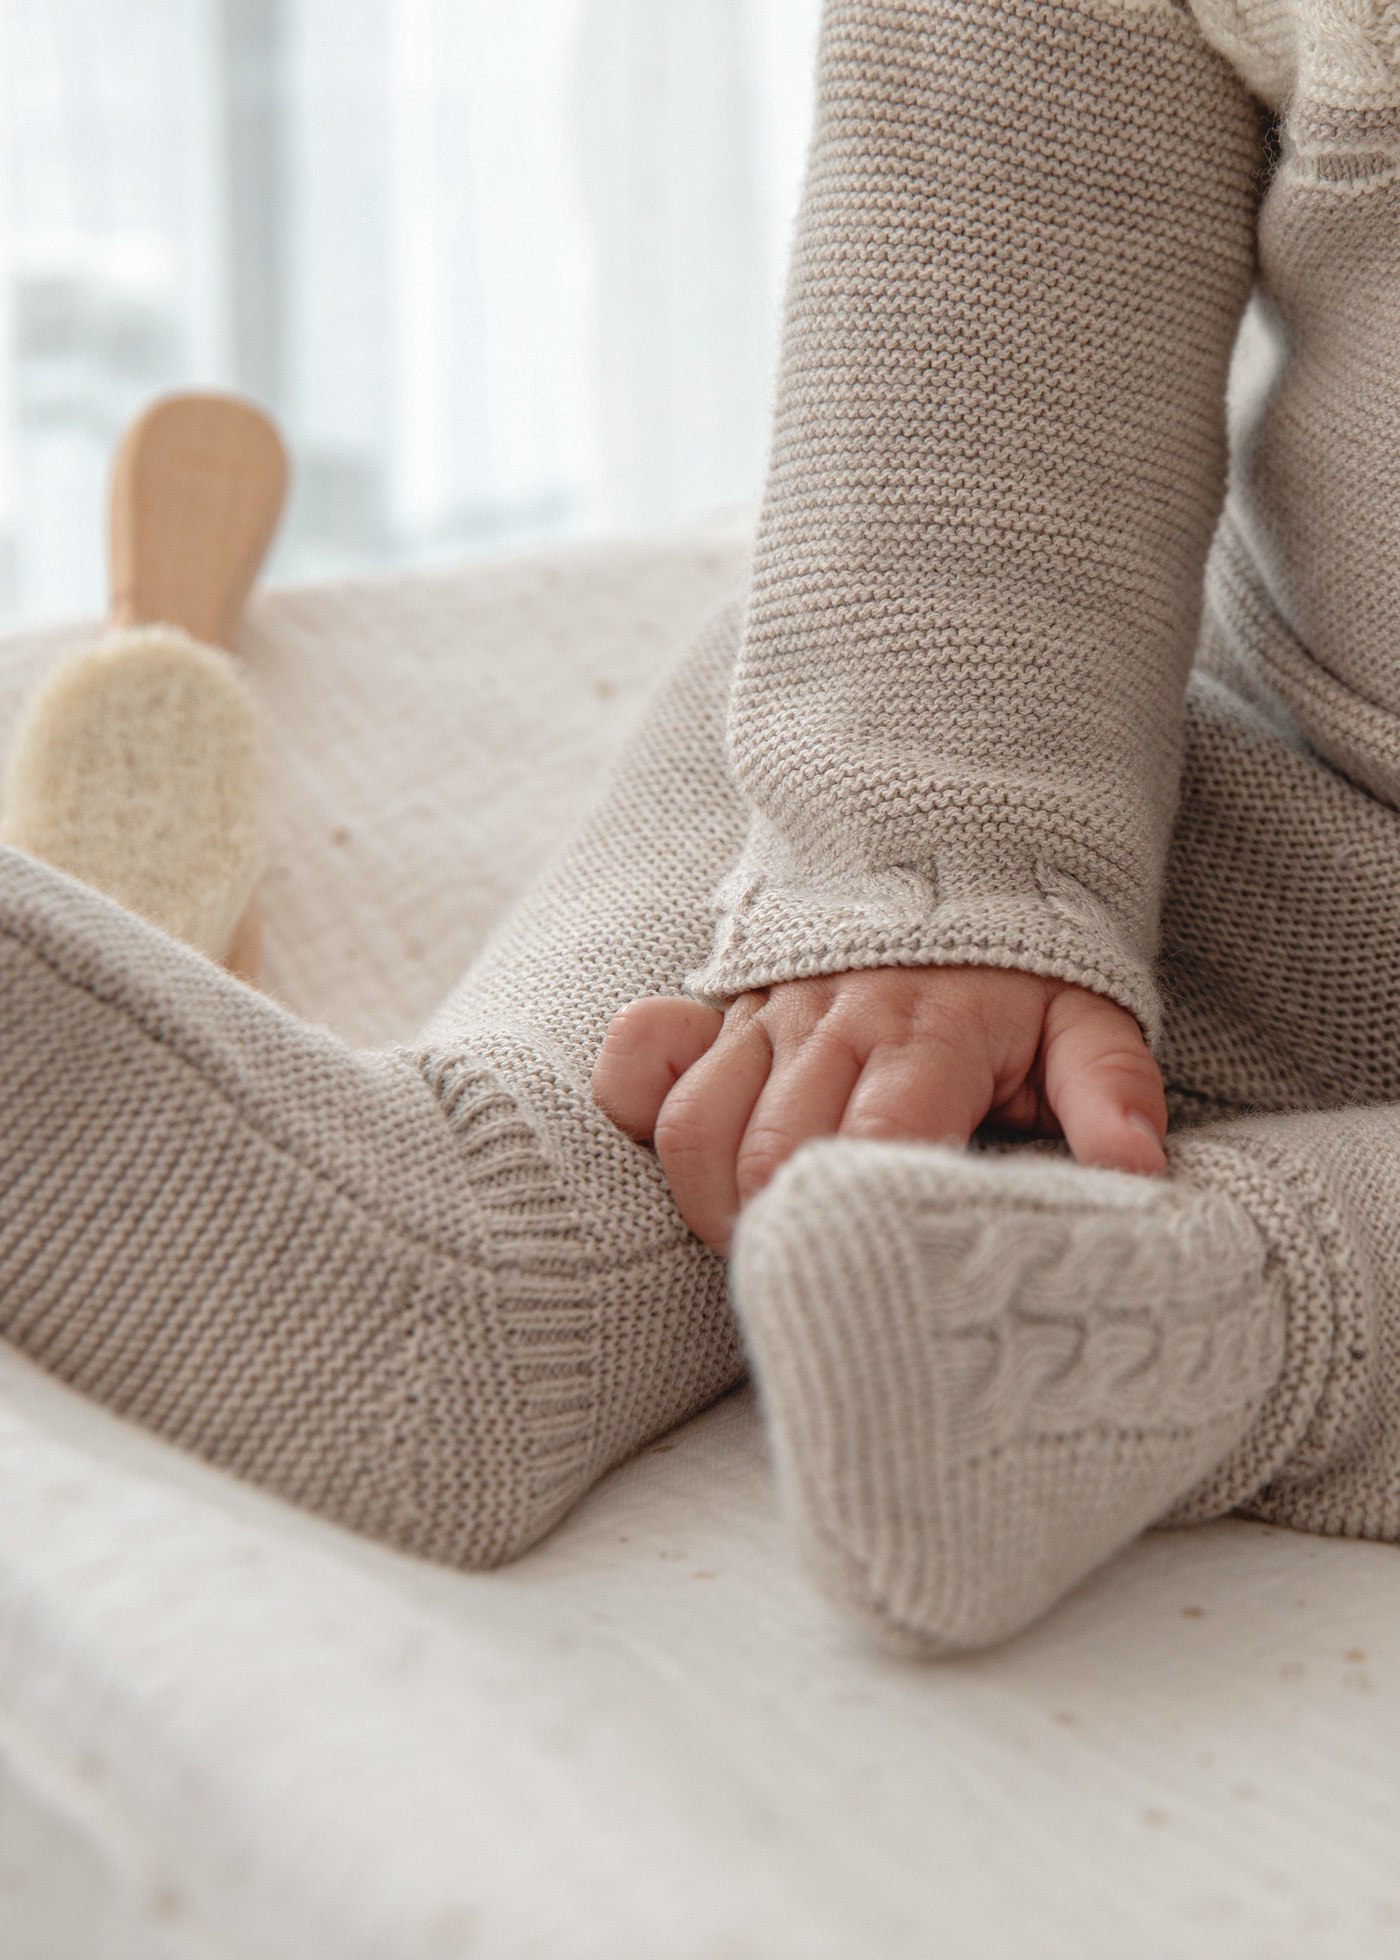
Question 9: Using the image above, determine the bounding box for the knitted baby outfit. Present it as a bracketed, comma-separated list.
[3, 0, 1400, 1652]
[699, 0, 1400, 1650]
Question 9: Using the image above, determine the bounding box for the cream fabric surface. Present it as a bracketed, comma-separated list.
[0, 529, 1397, 1958]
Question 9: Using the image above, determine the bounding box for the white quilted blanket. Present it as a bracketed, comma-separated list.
[0, 526, 1396, 1960]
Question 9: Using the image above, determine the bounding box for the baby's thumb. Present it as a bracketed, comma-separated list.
[1041, 988, 1168, 1177]
[590, 996, 724, 1142]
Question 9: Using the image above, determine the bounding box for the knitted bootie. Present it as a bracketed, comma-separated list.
[730, 1137, 1292, 1655]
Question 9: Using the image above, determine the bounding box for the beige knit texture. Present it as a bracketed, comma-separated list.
[2, 0, 1400, 1657]
[0, 611, 745, 1570]
[731, 1139, 1287, 1656]
[706, 0, 1400, 1649]
[1191, 0, 1400, 114]
[684, 0, 1263, 1047]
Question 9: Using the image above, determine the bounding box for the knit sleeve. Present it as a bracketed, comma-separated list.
[683, 0, 1263, 1047]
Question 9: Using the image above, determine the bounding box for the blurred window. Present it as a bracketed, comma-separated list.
[0, 0, 820, 626]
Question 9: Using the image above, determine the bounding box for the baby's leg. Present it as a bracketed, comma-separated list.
[0, 601, 748, 1566]
[1157, 673, 1400, 1119]
[730, 671, 1400, 1653]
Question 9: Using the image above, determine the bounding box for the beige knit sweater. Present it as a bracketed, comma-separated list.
[685, 0, 1399, 1047]
[4, 0, 1399, 1650]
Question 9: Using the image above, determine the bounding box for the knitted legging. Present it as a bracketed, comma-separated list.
[0, 599, 1396, 1572]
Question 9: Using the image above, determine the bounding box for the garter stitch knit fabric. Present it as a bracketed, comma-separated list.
[0, 611, 747, 1569]
[3, 0, 1400, 1656]
[698, 0, 1400, 1647]
[683, 0, 1263, 1046]
[686, 0, 1400, 1093]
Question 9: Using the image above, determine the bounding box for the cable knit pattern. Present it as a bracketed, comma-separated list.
[1192, 0, 1400, 118]
[732, 1140, 1288, 1654]
[685, 0, 1263, 1046]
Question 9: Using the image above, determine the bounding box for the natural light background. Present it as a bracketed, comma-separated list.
[0, 0, 823, 629]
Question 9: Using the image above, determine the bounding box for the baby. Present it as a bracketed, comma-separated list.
[1, 0, 1396, 1656]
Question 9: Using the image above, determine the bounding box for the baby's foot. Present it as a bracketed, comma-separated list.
[731, 1137, 1288, 1654]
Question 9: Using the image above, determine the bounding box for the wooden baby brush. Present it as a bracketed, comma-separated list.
[0, 392, 288, 982]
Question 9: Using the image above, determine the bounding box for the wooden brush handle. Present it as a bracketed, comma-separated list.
[108, 393, 289, 650]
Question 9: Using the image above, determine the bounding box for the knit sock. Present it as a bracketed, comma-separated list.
[0, 626, 265, 966]
[0, 603, 747, 1566]
[729, 1136, 1294, 1655]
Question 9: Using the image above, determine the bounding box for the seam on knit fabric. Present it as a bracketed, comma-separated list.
[1161, 1135, 1357, 1524]
[419, 1046, 700, 1263]
[415, 1049, 709, 1509]
[1220, 1139, 1372, 1500]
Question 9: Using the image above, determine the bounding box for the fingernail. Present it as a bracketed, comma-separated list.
[1125, 1111, 1163, 1143]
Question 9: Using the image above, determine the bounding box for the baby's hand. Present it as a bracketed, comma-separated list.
[591, 967, 1167, 1257]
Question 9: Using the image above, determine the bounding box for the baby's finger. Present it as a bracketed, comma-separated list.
[653, 1004, 774, 1256]
[1041, 991, 1167, 1176]
[591, 996, 724, 1141]
[732, 1031, 863, 1203]
[838, 1030, 994, 1148]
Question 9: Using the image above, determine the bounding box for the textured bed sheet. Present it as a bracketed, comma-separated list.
[0, 525, 1396, 1960]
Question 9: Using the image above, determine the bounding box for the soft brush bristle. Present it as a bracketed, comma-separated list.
[0, 625, 265, 963]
